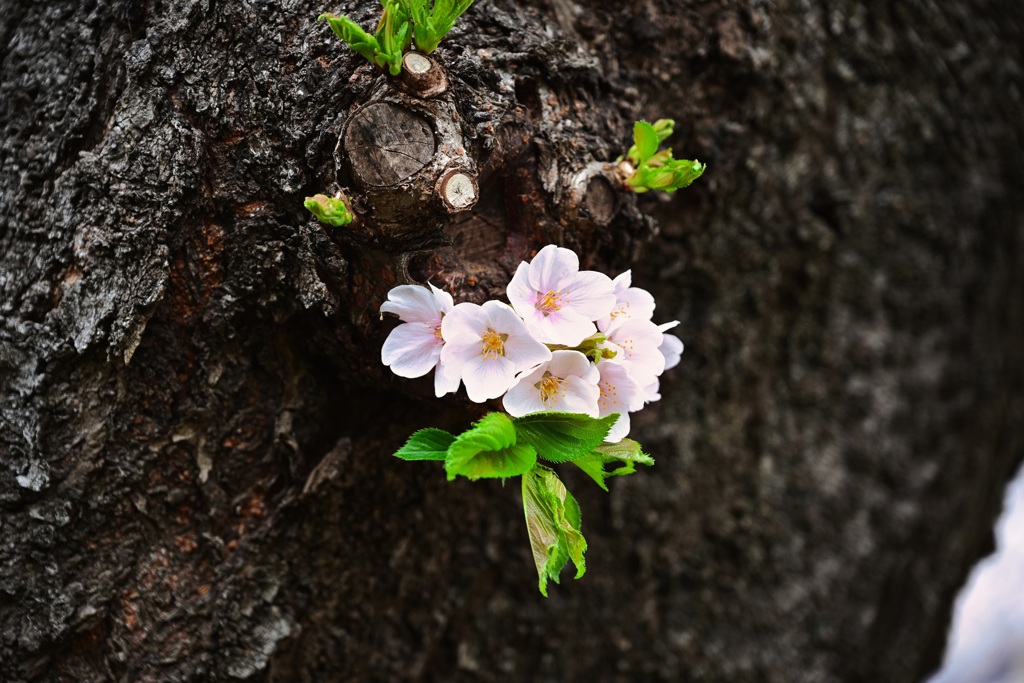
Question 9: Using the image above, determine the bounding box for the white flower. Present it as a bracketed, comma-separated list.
[641, 379, 661, 403]
[597, 270, 656, 332]
[600, 318, 666, 392]
[658, 324, 684, 371]
[380, 283, 460, 397]
[440, 300, 552, 403]
[595, 360, 645, 442]
[503, 350, 600, 417]
[506, 244, 616, 346]
[636, 322, 684, 403]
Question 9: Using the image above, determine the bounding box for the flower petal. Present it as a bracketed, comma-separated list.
[526, 244, 577, 292]
[559, 375, 601, 416]
[604, 411, 631, 443]
[483, 300, 552, 370]
[380, 284, 444, 324]
[605, 318, 666, 385]
[547, 350, 597, 383]
[462, 354, 517, 402]
[660, 333, 684, 371]
[598, 285, 656, 331]
[525, 307, 596, 346]
[428, 282, 454, 313]
[597, 361, 645, 415]
[565, 269, 616, 321]
[506, 261, 535, 319]
[643, 378, 661, 403]
[441, 301, 489, 343]
[439, 336, 476, 382]
[502, 378, 548, 417]
[381, 322, 442, 378]
[434, 357, 461, 397]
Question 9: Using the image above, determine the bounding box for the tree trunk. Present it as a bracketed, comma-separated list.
[2, 0, 1022, 681]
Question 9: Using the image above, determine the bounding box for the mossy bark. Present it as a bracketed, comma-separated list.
[1, 0, 1022, 681]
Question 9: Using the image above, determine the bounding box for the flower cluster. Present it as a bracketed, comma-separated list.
[381, 245, 682, 442]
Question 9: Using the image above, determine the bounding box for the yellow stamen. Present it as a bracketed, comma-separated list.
[535, 371, 566, 407]
[598, 380, 617, 411]
[481, 329, 507, 360]
[535, 289, 568, 316]
[609, 302, 630, 320]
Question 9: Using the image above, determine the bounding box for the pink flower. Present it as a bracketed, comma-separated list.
[659, 323, 684, 371]
[595, 360, 645, 442]
[440, 300, 552, 403]
[599, 318, 666, 393]
[380, 284, 460, 397]
[507, 244, 616, 346]
[503, 350, 600, 417]
[597, 270, 656, 332]
[640, 321, 684, 402]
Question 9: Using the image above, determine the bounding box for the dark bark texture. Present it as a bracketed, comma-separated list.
[2, 0, 1023, 681]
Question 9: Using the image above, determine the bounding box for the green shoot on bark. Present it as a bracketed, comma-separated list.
[318, 0, 475, 74]
[305, 192, 354, 227]
[622, 119, 706, 193]
[408, 0, 475, 54]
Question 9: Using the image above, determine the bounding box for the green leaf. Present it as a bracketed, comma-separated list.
[318, 13, 382, 67]
[652, 118, 675, 144]
[445, 413, 537, 481]
[411, 0, 475, 53]
[633, 121, 659, 164]
[304, 193, 354, 227]
[393, 428, 455, 461]
[522, 466, 587, 597]
[626, 158, 706, 194]
[376, 0, 413, 75]
[512, 412, 618, 463]
[667, 158, 706, 190]
[572, 439, 654, 491]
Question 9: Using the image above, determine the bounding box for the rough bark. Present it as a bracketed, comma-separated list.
[1, 0, 1022, 681]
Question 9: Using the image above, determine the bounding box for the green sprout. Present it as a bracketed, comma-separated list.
[319, 1, 411, 76]
[622, 119, 706, 193]
[318, 0, 475, 74]
[408, 0, 475, 54]
[305, 192, 354, 227]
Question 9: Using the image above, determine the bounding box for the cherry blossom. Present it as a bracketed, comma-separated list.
[599, 318, 666, 393]
[640, 321, 684, 403]
[597, 270, 656, 332]
[380, 283, 459, 397]
[380, 245, 685, 441]
[503, 350, 600, 417]
[595, 360, 645, 442]
[439, 300, 552, 403]
[506, 244, 616, 346]
[659, 324, 685, 371]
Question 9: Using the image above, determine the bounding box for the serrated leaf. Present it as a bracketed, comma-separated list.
[512, 412, 618, 463]
[633, 121, 659, 164]
[522, 466, 587, 597]
[572, 438, 654, 490]
[393, 428, 455, 461]
[445, 413, 537, 481]
[627, 158, 706, 194]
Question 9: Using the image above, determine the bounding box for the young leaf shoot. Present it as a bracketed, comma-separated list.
[622, 118, 707, 194]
